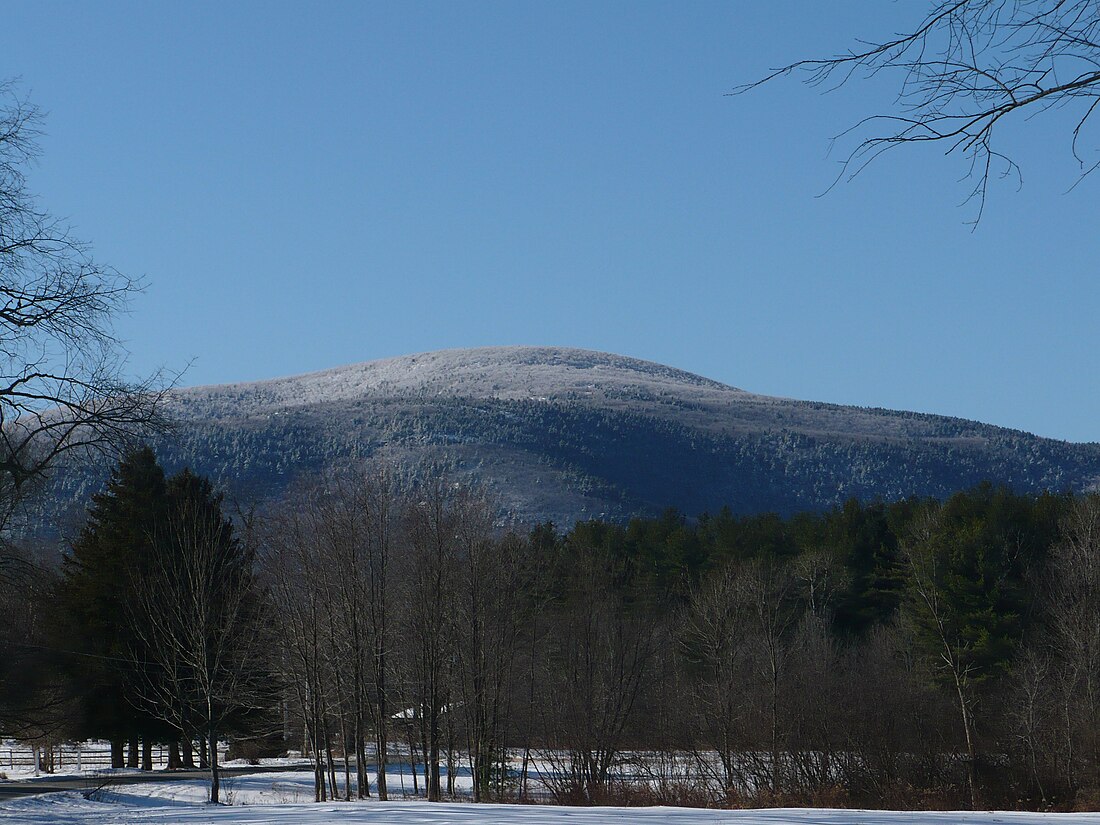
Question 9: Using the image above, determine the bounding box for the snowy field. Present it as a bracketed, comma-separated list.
[4, 772, 1100, 825]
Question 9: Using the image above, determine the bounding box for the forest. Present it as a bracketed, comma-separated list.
[2, 447, 1100, 811]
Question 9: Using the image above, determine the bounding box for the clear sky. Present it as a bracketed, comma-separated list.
[3, 2, 1097, 442]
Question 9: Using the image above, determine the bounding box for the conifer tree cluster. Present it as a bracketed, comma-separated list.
[52, 447, 270, 802]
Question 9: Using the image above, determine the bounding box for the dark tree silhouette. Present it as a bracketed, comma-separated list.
[128, 469, 272, 804]
[57, 447, 169, 768]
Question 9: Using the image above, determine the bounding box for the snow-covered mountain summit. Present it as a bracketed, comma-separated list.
[169, 346, 743, 420]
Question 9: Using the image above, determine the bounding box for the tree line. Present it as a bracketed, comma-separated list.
[4, 447, 1100, 810]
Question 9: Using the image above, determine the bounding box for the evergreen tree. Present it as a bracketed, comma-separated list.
[831, 499, 907, 635]
[56, 446, 170, 766]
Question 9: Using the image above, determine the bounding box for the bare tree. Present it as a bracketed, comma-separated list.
[1044, 493, 1100, 791]
[739, 1, 1100, 221]
[785, 614, 847, 799]
[678, 558, 803, 799]
[399, 477, 459, 802]
[449, 489, 529, 801]
[0, 78, 168, 771]
[128, 474, 271, 804]
[0, 82, 168, 532]
[264, 487, 345, 803]
[283, 464, 399, 801]
[737, 560, 801, 797]
[539, 552, 657, 804]
[357, 467, 397, 801]
[833, 621, 960, 806]
[300, 482, 362, 802]
[1004, 644, 1058, 804]
[680, 560, 758, 799]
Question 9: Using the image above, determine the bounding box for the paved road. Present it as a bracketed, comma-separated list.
[0, 764, 305, 801]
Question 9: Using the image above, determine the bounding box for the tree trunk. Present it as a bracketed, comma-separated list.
[323, 716, 337, 803]
[520, 746, 530, 800]
[311, 707, 325, 802]
[428, 704, 441, 802]
[447, 733, 456, 797]
[1065, 697, 1076, 793]
[141, 737, 152, 771]
[310, 717, 323, 803]
[341, 728, 352, 801]
[110, 740, 124, 769]
[354, 712, 368, 799]
[208, 727, 220, 804]
[127, 737, 139, 769]
[376, 663, 389, 801]
[168, 741, 181, 770]
[408, 722, 420, 796]
[771, 656, 780, 795]
[954, 674, 979, 810]
[182, 738, 195, 769]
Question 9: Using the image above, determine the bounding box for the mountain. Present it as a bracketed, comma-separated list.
[28, 346, 1100, 535]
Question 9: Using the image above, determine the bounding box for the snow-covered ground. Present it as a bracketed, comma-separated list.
[4, 772, 1100, 825]
[3, 744, 1098, 824]
[4, 793, 1100, 824]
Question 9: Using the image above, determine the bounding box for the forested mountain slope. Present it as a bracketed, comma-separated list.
[27, 346, 1100, 533]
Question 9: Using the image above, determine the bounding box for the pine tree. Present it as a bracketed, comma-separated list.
[57, 446, 170, 766]
[831, 499, 906, 635]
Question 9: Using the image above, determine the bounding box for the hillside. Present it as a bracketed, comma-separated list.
[27, 346, 1100, 534]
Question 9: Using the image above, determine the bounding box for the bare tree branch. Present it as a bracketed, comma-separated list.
[736, 1, 1100, 222]
[0, 80, 171, 530]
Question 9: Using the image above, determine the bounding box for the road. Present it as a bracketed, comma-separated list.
[0, 764, 305, 801]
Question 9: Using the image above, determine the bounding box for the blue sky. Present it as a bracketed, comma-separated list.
[3, 1, 1098, 442]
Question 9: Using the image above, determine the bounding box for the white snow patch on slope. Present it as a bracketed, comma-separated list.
[167, 346, 747, 419]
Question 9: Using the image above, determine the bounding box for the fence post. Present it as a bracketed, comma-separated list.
[77, 745, 82, 773]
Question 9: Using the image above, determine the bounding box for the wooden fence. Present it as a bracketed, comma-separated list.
[0, 743, 228, 774]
